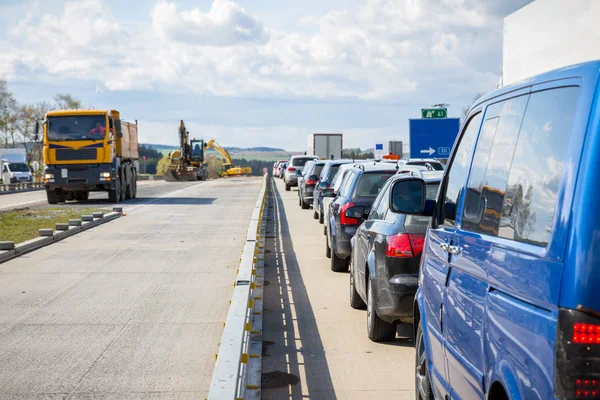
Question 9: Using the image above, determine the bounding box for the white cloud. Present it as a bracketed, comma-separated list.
[151, 0, 269, 46]
[3, 0, 511, 101]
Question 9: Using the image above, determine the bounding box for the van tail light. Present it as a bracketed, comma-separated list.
[340, 202, 358, 225]
[573, 323, 600, 344]
[306, 179, 318, 185]
[287, 167, 296, 172]
[386, 233, 425, 258]
[555, 309, 600, 399]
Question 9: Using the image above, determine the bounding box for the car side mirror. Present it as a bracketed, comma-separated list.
[309, 175, 318, 181]
[322, 188, 335, 198]
[390, 178, 431, 215]
[344, 205, 365, 220]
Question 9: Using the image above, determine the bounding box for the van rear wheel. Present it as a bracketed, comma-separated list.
[416, 320, 434, 399]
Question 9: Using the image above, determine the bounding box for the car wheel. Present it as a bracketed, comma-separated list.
[325, 232, 331, 258]
[301, 198, 309, 209]
[285, 183, 290, 191]
[330, 245, 348, 272]
[313, 210, 318, 219]
[416, 320, 434, 400]
[319, 209, 324, 224]
[350, 265, 366, 309]
[323, 224, 327, 236]
[367, 275, 397, 342]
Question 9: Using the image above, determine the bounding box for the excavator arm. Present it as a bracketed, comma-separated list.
[205, 140, 233, 166]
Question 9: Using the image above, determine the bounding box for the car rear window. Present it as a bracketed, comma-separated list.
[292, 158, 316, 167]
[327, 165, 341, 179]
[353, 172, 395, 198]
[405, 183, 440, 225]
[312, 164, 324, 178]
[407, 161, 444, 171]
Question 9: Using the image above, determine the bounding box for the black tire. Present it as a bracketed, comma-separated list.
[313, 210, 319, 219]
[58, 193, 67, 203]
[330, 238, 348, 272]
[74, 191, 88, 201]
[47, 190, 58, 205]
[119, 169, 126, 202]
[285, 183, 290, 191]
[325, 233, 331, 258]
[132, 171, 137, 198]
[109, 176, 121, 203]
[416, 320, 434, 400]
[319, 210, 324, 224]
[367, 275, 397, 342]
[301, 199, 309, 209]
[323, 224, 327, 235]
[82, 192, 89, 200]
[66, 192, 75, 201]
[350, 265, 366, 309]
[125, 167, 134, 200]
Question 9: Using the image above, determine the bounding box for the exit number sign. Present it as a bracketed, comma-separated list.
[421, 108, 447, 119]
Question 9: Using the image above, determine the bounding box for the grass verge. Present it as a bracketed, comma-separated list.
[0, 207, 109, 244]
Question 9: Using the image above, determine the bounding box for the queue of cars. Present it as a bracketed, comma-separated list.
[281, 61, 600, 400]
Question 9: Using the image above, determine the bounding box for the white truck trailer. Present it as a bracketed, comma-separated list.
[502, 0, 600, 87]
[307, 133, 343, 160]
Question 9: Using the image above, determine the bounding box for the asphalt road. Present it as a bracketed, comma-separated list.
[261, 177, 415, 400]
[0, 180, 194, 212]
[0, 177, 263, 399]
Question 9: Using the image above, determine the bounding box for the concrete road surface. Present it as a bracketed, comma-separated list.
[0, 180, 191, 212]
[262, 178, 415, 400]
[0, 177, 262, 399]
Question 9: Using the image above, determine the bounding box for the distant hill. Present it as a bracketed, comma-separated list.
[143, 143, 285, 152]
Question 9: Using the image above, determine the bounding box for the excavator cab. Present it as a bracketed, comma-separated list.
[191, 139, 204, 163]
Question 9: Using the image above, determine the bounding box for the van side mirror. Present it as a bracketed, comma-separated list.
[390, 178, 433, 215]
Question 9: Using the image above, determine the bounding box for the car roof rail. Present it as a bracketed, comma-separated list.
[396, 168, 424, 178]
[354, 163, 365, 170]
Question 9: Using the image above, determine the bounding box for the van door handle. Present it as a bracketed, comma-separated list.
[448, 245, 461, 255]
[440, 243, 449, 252]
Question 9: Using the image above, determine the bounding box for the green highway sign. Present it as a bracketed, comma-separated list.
[421, 108, 447, 119]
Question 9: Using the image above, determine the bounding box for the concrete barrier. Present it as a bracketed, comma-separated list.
[0, 210, 123, 264]
[208, 174, 268, 400]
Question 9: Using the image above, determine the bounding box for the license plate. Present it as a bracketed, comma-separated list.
[61, 169, 68, 178]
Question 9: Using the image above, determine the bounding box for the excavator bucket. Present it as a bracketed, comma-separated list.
[163, 169, 183, 182]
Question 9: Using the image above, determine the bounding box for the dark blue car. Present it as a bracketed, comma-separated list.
[394, 61, 600, 400]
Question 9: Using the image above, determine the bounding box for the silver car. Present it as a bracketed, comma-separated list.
[284, 156, 318, 191]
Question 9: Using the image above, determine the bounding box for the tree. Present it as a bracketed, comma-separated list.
[462, 92, 486, 119]
[54, 93, 82, 110]
[0, 80, 18, 147]
[156, 154, 171, 176]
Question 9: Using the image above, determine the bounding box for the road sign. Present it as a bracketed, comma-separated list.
[374, 143, 384, 159]
[409, 118, 460, 159]
[421, 108, 447, 119]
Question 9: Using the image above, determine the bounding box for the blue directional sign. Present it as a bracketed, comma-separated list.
[409, 118, 460, 159]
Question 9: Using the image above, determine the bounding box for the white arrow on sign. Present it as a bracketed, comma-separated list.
[420, 147, 435, 156]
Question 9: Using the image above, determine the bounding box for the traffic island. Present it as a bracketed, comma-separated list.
[0, 207, 123, 264]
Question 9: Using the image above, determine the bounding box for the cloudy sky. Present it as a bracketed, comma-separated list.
[0, 0, 531, 150]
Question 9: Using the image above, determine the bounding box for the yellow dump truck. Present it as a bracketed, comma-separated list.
[37, 109, 139, 204]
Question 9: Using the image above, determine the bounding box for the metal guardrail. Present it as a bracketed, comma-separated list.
[207, 174, 268, 400]
[0, 182, 44, 194]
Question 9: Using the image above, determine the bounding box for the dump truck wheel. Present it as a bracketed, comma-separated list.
[125, 167, 134, 200]
[132, 171, 137, 198]
[119, 169, 127, 202]
[47, 190, 58, 205]
[109, 177, 120, 203]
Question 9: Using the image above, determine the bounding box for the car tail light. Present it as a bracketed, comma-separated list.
[555, 309, 600, 399]
[340, 202, 358, 225]
[386, 233, 425, 258]
[306, 179, 318, 185]
[287, 167, 296, 172]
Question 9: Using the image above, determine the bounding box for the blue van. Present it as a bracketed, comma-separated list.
[390, 61, 600, 400]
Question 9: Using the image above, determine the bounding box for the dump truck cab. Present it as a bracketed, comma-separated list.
[41, 109, 139, 204]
